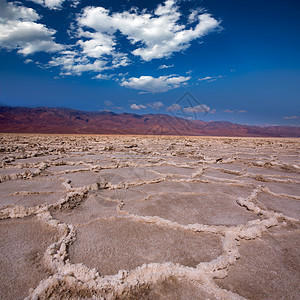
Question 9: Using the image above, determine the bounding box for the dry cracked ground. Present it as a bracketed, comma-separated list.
[0, 134, 299, 300]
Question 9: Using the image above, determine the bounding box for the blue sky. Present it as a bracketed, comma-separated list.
[0, 0, 299, 125]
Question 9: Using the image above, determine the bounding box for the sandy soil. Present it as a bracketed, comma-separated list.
[0, 134, 299, 299]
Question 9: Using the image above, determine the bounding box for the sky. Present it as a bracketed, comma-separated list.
[0, 0, 299, 125]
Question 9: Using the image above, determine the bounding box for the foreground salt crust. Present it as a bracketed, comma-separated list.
[0, 134, 299, 299]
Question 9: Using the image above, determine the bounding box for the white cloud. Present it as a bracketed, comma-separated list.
[94, 74, 113, 80]
[130, 103, 146, 110]
[27, 0, 80, 10]
[49, 50, 108, 75]
[158, 64, 174, 69]
[0, 1, 63, 55]
[76, 0, 220, 61]
[111, 52, 130, 68]
[121, 75, 190, 93]
[183, 104, 210, 113]
[28, 0, 66, 10]
[0, 0, 220, 78]
[167, 103, 181, 111]
[167, 103, 212, 114]
[199, 75, 223, 82]
[77, 31, 116, 58]
[223, 109, 247, 114]
[284, 116, 299, 120]
[188, 8, 205, 24]
[148, 101, 164, 109]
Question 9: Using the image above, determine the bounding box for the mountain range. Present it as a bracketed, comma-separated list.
[0, 106, 299, 137]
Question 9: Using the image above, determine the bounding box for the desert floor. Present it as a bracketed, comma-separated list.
[0, 134, 299, 300]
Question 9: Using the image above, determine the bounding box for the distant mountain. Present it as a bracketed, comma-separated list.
[0, 106, 299, 137]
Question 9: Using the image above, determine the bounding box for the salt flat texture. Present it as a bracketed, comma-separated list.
[0, 134, 299, 300]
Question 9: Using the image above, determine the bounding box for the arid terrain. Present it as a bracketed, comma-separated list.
[1, 106, 300, 137]
[0, 134, 299, 300]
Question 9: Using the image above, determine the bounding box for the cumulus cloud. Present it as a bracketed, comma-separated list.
[167, 103, 211, 114]
[76, 0, 220, 61]
[77, 30, 116, 58]
[284, 116, 299, 120]
[148, 101, 164, 109]
[0, 0, 221, 78]
[28, 0, 66, 10]
[183, 104, 210, 113]
[130, 103, 146, 110]
[28, 0, 80, 10]
[120, 75, 190, 93]
[167, 103, 181, 111]
[94, 74, 114, 80]
[0, 0, 63, 55]
[49, 50, 108, 75]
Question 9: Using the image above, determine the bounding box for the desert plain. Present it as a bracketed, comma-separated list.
[0, 134, 299, 300]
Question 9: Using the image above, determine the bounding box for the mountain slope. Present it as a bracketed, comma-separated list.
[0, 106, 299, 137]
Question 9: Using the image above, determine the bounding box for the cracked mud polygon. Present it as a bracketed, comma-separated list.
[0, 134, 299, 299]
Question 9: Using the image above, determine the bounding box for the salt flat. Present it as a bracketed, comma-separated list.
[0, 134, 299, 299]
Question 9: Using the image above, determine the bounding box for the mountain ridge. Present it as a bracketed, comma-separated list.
[0, 106, 299, 137]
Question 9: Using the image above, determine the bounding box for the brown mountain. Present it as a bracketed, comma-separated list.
[0, 106, 299, 137]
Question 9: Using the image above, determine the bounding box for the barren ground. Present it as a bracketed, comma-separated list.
[0, 134, 299, 299]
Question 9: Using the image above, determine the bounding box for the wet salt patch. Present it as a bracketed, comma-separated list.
[150, 165, 195, 176]
[0, 216, 61, 300]
[101, 157, 148, 165]
[257, 193, 300, 219]
[245, 166, 300, 179]
[209, 163, 245, 172]
[0, 167, 39, 175]
[129, 276, 222, 300]
[69, 218, 222, 276]
[125, 192, 258, 226]
[215, 231, 300, 300]
[105, 153, 140, 159]
[234, 153, 260, 159]
[0, 178, 65, 194]
[69, 151, 90, 156]
[132, 181, 253, 199]
[263, 182, 300, 197]
[86, 160, 118, 168]
[93, 188, 146, 204]
[15, 155, 62, 164]
[52, 194, 118, 224]
[203, 169, 241, 180]
[162, 156, 200, 164]
[98, 167, 162, 184]
[0, 192, 64, 208]
[55, 154, 111, 163]
[277, 155, 299, 164]
[60, 172, 100, 187]
[130, 181, 193, 196]
[47, 164, 89, 173]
